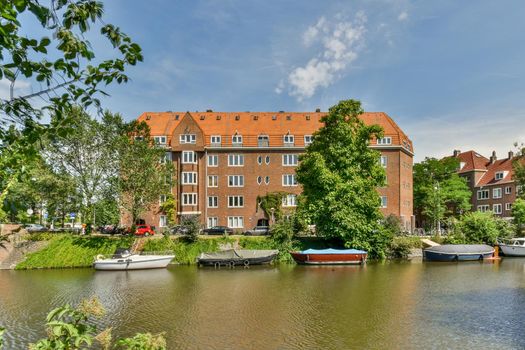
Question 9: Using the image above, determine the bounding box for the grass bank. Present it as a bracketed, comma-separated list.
[16, 235, 133, 269]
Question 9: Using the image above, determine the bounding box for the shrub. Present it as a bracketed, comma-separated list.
[382, 214, 403, 236]
[179, 215, 201, 243]
[388, 237, 422, 259]
[452, 211, 506, 245]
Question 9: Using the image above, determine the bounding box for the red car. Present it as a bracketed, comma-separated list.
[135, 225, 155, 236]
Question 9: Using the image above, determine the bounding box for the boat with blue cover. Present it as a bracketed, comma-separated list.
[423, 244, 494, 262]
[290, 248, 367, 265]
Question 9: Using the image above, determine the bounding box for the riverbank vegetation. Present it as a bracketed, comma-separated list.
[16, 235, 133, 269]
[0, 297, 165, 349]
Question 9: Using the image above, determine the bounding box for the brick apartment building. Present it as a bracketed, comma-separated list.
[453, 150, 518, 218]
[133, 110, 414, 232]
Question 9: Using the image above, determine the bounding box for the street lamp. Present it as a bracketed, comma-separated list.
[270, 207, 275, 224]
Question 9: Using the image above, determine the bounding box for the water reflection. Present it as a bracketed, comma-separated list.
[1, 260, 524, 349]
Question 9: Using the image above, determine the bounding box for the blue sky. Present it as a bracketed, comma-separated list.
[5, 0, 525, 161]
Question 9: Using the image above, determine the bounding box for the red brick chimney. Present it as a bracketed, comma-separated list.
[489, 150, 497, 164]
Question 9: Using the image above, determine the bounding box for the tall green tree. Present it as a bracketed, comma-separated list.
[512, 198, 525, 236]
[414, 157, 472, 233]
[513, 143, 525, 199]
[0, 0, 142, 203]
[296, 99, 390, 258]
[115, 121, 172, 228]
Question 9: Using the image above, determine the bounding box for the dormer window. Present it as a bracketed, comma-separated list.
[377, 137, 392, 145]
[210, 135, 221, 146]
[180, 134, 196, 144]
[283, 134, 294, 146]
[304, 135, 313, 146]
[154, 136, 167, 145]
[459, 162, 466, 170]
[232, 134, 243, 146]
[495, 171, 507, 180]
[258, 135, 269, 147]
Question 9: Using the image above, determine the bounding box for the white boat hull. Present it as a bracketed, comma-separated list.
[93, 255, 175, 270]
[500, 245, 525, 257]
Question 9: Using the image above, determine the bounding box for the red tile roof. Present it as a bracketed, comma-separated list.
[137, 111, 413, 150]
[454, 150, 515, 186]
[456, 150, 489, 173]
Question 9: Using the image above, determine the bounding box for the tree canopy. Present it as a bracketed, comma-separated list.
[296, 99, 390, 258]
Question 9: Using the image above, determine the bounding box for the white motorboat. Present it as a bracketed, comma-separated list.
[498, 238, 525, 257]
[93, 248, 175, 270]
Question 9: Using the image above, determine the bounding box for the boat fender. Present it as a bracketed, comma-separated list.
[243, 260, 250, 267]
[214, 262, 220, 269]
[229, 261, 235, 268]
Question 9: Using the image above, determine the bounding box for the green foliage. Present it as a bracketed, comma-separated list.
[16, 235, 133, 269]
[445, 211, 511, 245]
[512, 198, 525, 235]
[388, 236, 422, 259]
[115, 332, 166, 350]
[257, 192, 287, 221]
[0, 326, 4, 349]
[179, 215, 201, 242]
[0, 0, 142, 214]
[382, 214, 403, 236]
[513, 143, 525, 199]
[159, 195, 177, 226]
[296, 99, 390, 259]
[414, 157, 472, 232]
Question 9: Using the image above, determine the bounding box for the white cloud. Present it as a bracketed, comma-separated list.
[0, 79, 31, 100]
[398, 11, 408, 21]
[279, 12, 367, 101]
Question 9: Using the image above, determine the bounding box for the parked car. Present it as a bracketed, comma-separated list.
[99, 225, 120, 235]
[243, 226, 270, 236]
[169, 225, 189, 235]
[202, 226, 233, 235]
[24, 224, 47, 232]
[135, 225, 155, 236]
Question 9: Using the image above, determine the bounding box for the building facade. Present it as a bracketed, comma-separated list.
[453, 150, 517, 218]
[133, 110, 414, 232]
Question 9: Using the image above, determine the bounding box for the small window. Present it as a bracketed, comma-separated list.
[154, 136, 167, 145]
[257, 176, 262, 185]
[200, 115, 205, 120]
[175, 115, 180, 120]
[235, 115, 240, 121]
[182, 193, 198, 206]
[477, 205, 490, 212]
[377, 137, 392, 145]
[210, 135, 221, 146]
[506, 203, 512, 211]
[159, 195, 167, 205]
[282, 174, 297, 187]
[182, 151, 197, 164]
[207, 154, 218, 167]
[207, 217, 218, 228]
[286, 115, 291, 120]
[180, 134, 196, 144]
[477, 190, 489, 200]
[228, 175, 244, 187]
[228, 154, 244, 166]
[258, 135, 269, 147]
[159, 215, 167, 228]
[257, 155, 263, 165]
[265, 155, 270, 164]
[208, 196, 218, 208]
[493, 204, 502, 214]
[232, 134, 243, 146]
[228, 196, 244, 208]
[216, 115, 221, 120]
[493, 188, 502, 199]
[380, 156, 388, 168]
[304, 135, 313, 146]
[265, 176, 270, 185]
[182, 172, 198, 185]
[283, 154, 299, 166]
[305, 115, 310, 121]
[207, 175, 218, 188]
[505, 186, 512, 195]
[283, 134, 295, 146]
[227, 216, 244, 228]
[272, 115, 277, 120]
[282, 194, 297, 207]
[495, 172, 504, 180]
[380, 196, 387, 208]
[253, 115, 258, 120]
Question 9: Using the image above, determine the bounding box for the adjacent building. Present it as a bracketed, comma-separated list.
[132, 110, 414, 231]
[453, 150, 517, 218]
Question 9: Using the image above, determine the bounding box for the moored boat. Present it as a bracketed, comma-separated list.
[290, 248, 367, 265]
[423, 244, 494, 262]
[197, 249, 279, 267]
[93, 248, 175, 270]
[498, 238, 525, 257]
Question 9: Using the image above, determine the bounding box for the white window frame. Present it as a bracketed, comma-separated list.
[210, 135, 221, 146]
[477, 205, 490, 212]
[159, 194, 167, 205]
[182, 193, 197, 206]
[207, 175, 218, 188]
[477, 190, 489, 200]
[228, 196, 244, 208]
[257, 176, 262, 185]
[182, 151, 197, 164]
[380, 156, 388, 168]
[179, 134, 196, 144]
[283, 134, 295, 146]
[380, 196, 387, 208]
[304, 135, 313, 146]
[258, 135, 269, 147]
[282, 174, 298, 187]
[207, 217, 218, 228]
[159, 215, 167, 228]
[228, 175, 244, 187]
[265, 176, 270, 185]
[493, 188, 502, 199]
[181, 172, 198, 185]
[227, 216, 244, 229]
[265, 155, 270, 164]
[154, 136, 167, 145]
[208, 196, 218, 208]
[505, 186, 512, 195]
[377, 137, 392, 145]
[228, 154, 244, 167]
[207, 154, 218, 167]
[282, 194, 297, 207]
[505, 203, 512, 211]
[232, 134, 243, 146]
[493, 203, 502, 214]
[495, 172, 504, 180]
[282, 154, 299, 166]
[257, 155, 263, 165]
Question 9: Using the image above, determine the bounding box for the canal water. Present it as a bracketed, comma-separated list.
[1, 259, 525, 349]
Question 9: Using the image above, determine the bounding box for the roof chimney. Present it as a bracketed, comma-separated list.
[453, 149, 461, 157]
[315, 108, 321, 113]
[490, 150, 497, 164]
[509, 150, 514, 159]
[206, 109, 213, 112]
